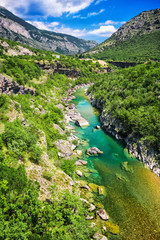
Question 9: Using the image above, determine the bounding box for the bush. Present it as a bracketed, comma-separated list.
[61, 159, 76, 178]
[43, 171, 53, 181]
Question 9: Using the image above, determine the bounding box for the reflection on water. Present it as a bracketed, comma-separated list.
[72, 88, 160, 240]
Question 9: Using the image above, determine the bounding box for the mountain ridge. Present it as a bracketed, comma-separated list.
[84, 9, 160, 61]
[0, 6, 98, 55]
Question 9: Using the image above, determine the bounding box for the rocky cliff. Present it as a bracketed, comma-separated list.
[89, 96, 160, 177]
[0, 6, 98, 55]
[0, 74, 35, 95]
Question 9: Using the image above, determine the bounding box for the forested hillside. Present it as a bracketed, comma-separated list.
[84, 9, 160, 62]
[0, 37, 103, 239]
[88, 62, 160, 168]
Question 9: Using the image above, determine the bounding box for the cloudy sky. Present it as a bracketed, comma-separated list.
[0, 0, 159, 43]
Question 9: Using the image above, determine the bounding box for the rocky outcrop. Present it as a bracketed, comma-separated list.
[0, 74, 35, 95]
[90, 96, 160, 176]
[55, 139, 76, 159]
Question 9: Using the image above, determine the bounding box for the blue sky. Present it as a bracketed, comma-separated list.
[0, 0, 159, 43]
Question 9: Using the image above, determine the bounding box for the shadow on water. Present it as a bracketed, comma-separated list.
[72, 88, 160, 240]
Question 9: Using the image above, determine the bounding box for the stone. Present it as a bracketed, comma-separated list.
[80, 185, 90, 190]
[75, 160, 88, 166]
[87, 147, 103, 155]
[88, 204, 96, 212]
[53, 124, 65, 135]
[95, 125, 101, 129]
[96, 209, 109, 220]
[93, 232, 108, 240]
[76, 150, 82, 155]
[76, 170, 82, 177]
[86, 215, 94, 220]
[75, 117, 89, 127]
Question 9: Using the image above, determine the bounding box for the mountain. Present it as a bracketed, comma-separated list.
[0, 6, 98, 55]
[84, 9, 160, 62]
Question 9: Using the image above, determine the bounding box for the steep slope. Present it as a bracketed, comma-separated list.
[84, 9, 160, 61]
[0, 6, 97, 55]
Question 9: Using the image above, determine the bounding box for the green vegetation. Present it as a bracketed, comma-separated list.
[0, 37, 101, 239]
[88, 62, 160, 153]
[0, 164, 94, 239]
[85, 32, 160, 62]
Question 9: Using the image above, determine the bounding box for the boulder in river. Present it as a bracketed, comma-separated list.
[96, 209, 109, 220]
[76, 170, 82, 177]
[93, 232, 108, 240]
[75, 117, 89, 127]
[87, 147, 103, 155]
[75, 159, 88, 166]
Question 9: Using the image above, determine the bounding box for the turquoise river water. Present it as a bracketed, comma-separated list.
[71, 88, 160, 240]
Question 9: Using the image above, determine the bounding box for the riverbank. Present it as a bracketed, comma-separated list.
[88, 95, 160, 177]
[69, 87, 160, 240]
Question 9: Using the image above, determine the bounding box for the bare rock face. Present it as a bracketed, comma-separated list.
[0, 74, 35, 95]
[87, 147, 103, 155]
[96, 209, 109, 220]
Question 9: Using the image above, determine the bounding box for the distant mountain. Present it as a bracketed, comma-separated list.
[84, 9, 160, 62]
[0, 6, 98, 55]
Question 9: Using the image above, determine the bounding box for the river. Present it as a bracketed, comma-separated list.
[71, 88, 160, 240]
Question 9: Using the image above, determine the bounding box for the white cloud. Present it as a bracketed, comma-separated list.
[88, 9, 104, 17]
[102, 20, 126, 25]
[95, 0, 108, 5]
[88, 25, 117, 37]
[0, 0, 95, 17]
[28, 21, 59, 30]
[73, 9, 104, 19]
[52, 25, 86, 37]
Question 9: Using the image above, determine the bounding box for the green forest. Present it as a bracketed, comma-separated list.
[88, 62, 160, 156]
[85, 32, 160, 62]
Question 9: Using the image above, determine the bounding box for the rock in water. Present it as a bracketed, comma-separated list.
[87, 147, 103, 155]
[97, 209, 109, 220]
[76, 170, 82, 177]
[75, 117, 89, 127]
[75, 160, 88, 166]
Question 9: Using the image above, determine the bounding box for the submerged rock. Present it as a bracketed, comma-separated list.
[87, 147, 103, 155]
[97, 209, 109, 220]
[98, 186, 107, 196]
[105, 221, 120, 235]
[89, 183, 98, 192]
